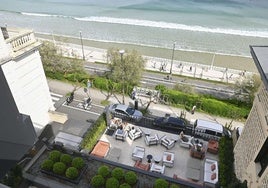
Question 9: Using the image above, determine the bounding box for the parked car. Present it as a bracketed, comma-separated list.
[153, 116, 186, 133]
[106, 103, 143, 122]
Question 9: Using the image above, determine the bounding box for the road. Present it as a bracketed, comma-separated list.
[84, 62, 246, 99]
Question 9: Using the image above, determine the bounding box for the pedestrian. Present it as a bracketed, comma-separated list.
[190, 66, 192, 71]
[191, 105, 196, 114]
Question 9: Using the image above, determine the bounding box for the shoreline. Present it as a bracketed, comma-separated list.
[36, 32, 257, 73]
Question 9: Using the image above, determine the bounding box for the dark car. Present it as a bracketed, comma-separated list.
[153, 116, 186, 133]
[106, 103, 143, 122]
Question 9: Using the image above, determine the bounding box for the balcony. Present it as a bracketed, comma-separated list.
[5, 28, 40, 56]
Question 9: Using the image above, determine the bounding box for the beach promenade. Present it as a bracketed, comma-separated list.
[57, 42, 253, 84]
[37, 33, 257, 84]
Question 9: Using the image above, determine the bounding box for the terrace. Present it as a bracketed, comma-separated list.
[24, 117, 219, 187]
[88, 118, 219, 187]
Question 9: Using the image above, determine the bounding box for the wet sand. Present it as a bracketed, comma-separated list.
[36, 33, 257, 73]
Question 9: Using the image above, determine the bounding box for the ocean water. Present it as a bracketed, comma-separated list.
[1, 0, 268, 56]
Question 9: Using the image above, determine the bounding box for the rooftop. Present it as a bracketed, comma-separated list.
[95, 122, 219, 186]
[250, 45, 268, 90]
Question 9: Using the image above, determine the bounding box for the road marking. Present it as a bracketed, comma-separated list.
[50, 92, 63, 98]
[73, 99, 104, 108]
[51, 96, 60, 101]
[63, 102, 101, 115]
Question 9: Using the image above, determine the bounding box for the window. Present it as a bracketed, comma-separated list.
[205, 130, 216, 136]
[255, 138, 268, 177]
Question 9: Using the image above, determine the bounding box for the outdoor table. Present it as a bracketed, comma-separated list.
[147, 154, 153, 163]
[154, 155, 162, 164]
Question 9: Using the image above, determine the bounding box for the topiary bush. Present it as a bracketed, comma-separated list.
[111, 167, 124, 181]
[106, 177, 119, 188]
[53, 162, 66, 175]
[71, 157, 85, 170]
[98, 165, 110, 178]
[60, 154, 72, 165]
[49, 150, 61, 162]
[41, 159, 54, 171]
[124, 171, 137, 185]
[65, 167, 79, 179]
[119, 183, 131, 188]
[90, 175, 105, 188]
[154, 178, 168, 188]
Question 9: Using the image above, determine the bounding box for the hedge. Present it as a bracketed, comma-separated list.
[219, 137, 247, 188]
[157, 85, 250, 119]
[80, 114, 107, 150]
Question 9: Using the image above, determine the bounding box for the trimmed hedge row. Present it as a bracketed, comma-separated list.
[45, 71, 89, 85]
[157, 85, 250, 119]
[80, 114, 107, 150]
[92, 77, 134, 95]
[219, 137, 247, 188]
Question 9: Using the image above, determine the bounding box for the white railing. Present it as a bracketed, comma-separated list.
[6, 31, 36, 52]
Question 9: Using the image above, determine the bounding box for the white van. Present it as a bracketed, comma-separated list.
[191, 119, 231, 141]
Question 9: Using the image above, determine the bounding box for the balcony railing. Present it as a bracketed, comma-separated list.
[6, 30, 36, 52]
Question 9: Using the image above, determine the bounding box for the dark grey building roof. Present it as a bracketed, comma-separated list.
[250, 46, 268, 90]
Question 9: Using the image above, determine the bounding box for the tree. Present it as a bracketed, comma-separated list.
[39, 41, 85, 76]
[234, 74, 261, 103]
[107, 48, 145, 104]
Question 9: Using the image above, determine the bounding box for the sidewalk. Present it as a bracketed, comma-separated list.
[51, 40, 250, 84]
[47, 79, 245, 130]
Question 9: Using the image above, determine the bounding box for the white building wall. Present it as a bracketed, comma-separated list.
[1, 50, 54, 130]
[0, 32, 11, 61]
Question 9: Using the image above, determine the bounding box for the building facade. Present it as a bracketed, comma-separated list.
[0, 27, 54, 134]
[234, 46, 268, 188]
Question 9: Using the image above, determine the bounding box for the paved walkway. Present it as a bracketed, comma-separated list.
[47, 79, 245, 130]
[52, 41, 251, 84]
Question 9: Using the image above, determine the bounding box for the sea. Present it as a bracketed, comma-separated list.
[1, 0, 268, 56]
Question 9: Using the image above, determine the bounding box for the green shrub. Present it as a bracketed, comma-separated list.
[64, 72, 88, 83]
[41, 159, 54, 171]
[119, 183, 131, 188]
[170, 183, 180, 188]
[60, 154, 72, 165]
[154, 178, 168, 188]
[157, 86, 251, 119]
[80, 114, 107, 150]
[111, 167, 124, 181]
[53, 162, 66, 175]
[72, 157, 85, 170]
[90, 175, 105, 188]
[124, 171, 137, 185]
[155, 84, 167, 93]
[106, 177, 119, 188]
[65, 167, 79, 179]
[49, 150, 61, 162]
[93, 77, 109, 91]
[97, 165, 110, 178]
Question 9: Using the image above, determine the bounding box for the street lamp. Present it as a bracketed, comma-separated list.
[119, 49, 125, 104]
[79, 31, 85, 60]
[169, 42, 176, 78]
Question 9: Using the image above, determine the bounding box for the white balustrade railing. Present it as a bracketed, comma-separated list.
[6, 31, 36, 52]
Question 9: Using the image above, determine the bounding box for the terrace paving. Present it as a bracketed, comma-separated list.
[96, 123, 219, 185]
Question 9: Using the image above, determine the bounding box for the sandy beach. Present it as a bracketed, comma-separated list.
[36, 33, 257, 73]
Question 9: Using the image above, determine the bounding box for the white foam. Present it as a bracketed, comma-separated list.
[74, 16, 268, 38]
[21, 12, 70, 18]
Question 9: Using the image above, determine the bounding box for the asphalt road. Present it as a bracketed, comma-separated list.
[84, 61, 246, 99]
